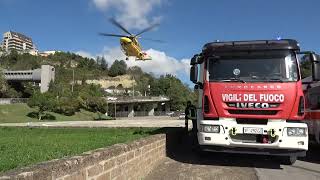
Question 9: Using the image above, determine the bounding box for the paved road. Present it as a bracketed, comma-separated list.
[146, 135, 320, 180]
[255, 144, 320, 180]
[0, 116, 189, 128]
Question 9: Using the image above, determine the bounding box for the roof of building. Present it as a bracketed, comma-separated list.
[6, 31, 33, 42]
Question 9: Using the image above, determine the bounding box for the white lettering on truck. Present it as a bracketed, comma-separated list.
[222, 94, 242, 102]
[259, 94, 284, 102]
[222, 94, 285, 102]
[236, 102, 270, 108]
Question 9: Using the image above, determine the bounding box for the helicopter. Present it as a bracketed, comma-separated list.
[99, 18, 163, 61]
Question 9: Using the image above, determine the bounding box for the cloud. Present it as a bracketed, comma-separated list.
[77, 46, 190, 81]
[127, 49, 190, 77]
[75, 51, 95, 59]
[97, 47, 189, 77]
[91, 0, 162, 30]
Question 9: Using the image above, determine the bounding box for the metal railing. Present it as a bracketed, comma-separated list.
[110, 111, 171, 117]
[133, 111, 149, 117]
[115, 111, 130, 117]
[0, 98, 28, 105]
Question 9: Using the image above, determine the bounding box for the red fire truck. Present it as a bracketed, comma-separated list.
[303, 76, 320, 144]
[190, 39, 320, 165]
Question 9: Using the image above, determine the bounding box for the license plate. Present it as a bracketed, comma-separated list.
[243, 127, 263, 134]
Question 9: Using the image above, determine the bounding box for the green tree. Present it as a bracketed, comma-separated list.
[0, 69, 22, 98]
[77, 84, 107, 119]
[5, 87, 22, 98]
[96, 56, 101, 66]
[0, 69, 8, 97]
[127, 66, 144, 79]
[100, 56, 108, 71]
[150, 74, 196, 110]
[300, 54, 313, 79]
[86, 96, 107, 119]
[27, 92, 56, 120]
[54, 97, 80, 116]
[108, 60, 127, 77]
[0, 46, 5, 56]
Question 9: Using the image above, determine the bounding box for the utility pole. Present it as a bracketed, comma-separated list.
[114, 101, 117, 119]
[106, 101, 108, 116]
[71, 69, 75, 93]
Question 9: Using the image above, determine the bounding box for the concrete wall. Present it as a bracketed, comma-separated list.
[40, 65, 55, 93]
[0, 134, 171, 180]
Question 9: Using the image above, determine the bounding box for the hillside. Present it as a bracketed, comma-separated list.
[85, 75, 136, 89]
[0, 51, 196, 110]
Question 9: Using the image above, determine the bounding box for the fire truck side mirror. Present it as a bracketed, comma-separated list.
[191, 55, 198, 65]
[190, 65, 198, 83]
[311, 53, 320, 81]
[194, 83, 203, 90]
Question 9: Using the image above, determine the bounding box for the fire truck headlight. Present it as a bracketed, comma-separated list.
[287, 127, 307, 137]
[200, 125, 220, 133]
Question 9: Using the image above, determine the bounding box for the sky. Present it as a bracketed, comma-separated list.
[1, 0, 320, 83]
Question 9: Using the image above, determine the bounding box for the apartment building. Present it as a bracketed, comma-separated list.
[1, 31, 37, 53]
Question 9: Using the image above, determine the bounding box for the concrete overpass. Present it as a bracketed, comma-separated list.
[104, 96, 171, 117]
[4, 65, 55, 93]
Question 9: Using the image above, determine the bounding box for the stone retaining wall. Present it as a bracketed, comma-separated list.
[0, 132, 179, 180]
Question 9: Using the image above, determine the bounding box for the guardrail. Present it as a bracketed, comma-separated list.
[0, 98, 28, 105]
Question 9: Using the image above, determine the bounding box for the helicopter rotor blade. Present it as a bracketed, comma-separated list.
[109, 18, 133, 36]
[98, 33, 128, 38]
[135, 23, 160, 37]
[139, 37, 166, 43]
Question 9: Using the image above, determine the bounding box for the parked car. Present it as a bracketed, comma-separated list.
[166, 112, 174, 117]
[178, 113, 185, 120]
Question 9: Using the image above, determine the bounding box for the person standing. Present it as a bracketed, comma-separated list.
[185, 101, 197, 133]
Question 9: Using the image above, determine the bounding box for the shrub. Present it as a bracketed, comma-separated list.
[27, 92, 56, 120]
[54, 97, 80, 116]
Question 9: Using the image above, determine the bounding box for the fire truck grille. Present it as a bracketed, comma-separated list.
[230, 134, 277, 144]
[236, 118, 268, 125]
[228, 110, 278, 115]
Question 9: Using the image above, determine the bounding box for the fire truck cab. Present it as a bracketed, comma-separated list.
[190, 39, 320, 165]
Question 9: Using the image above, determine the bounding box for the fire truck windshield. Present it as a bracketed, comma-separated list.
[207, 51, 299, 82]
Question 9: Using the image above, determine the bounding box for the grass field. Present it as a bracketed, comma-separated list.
[0, 127, 158, 173]
[0, 104, 98, 123]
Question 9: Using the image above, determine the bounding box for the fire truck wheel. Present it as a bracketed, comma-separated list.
[194, 146, 206, 157]
[280, 156, 297, 165]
